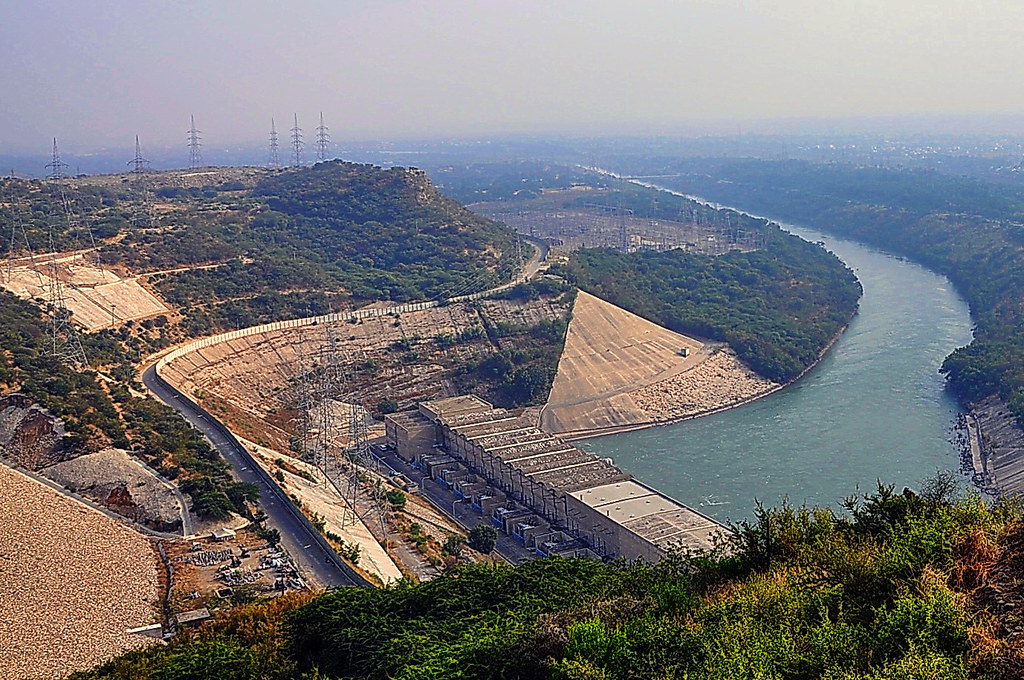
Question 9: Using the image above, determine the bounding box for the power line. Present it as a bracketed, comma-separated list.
[44, 230, 87, 367]
[46, 138, 98, 260]
[3, 176, 43, 288]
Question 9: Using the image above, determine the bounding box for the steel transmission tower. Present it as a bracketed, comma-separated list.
[290, 114, 304, 167]
[294, 324, 390, 532]
[617, 194, 630, 252]
[268, 118, 281, 168]
[127, 136, 154, 230]
[46, 138, 96, 258]
[128, 135, 150, 176]
[315, 112, 330, 162]
[46, 137, 68, 182]
[44, 229, 87, 366]
[187, 115, 203, 169]
[43, 138, 87, 367]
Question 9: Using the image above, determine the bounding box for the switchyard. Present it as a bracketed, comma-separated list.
[386, 396, 726, 562]
[474, 190, 766, 256]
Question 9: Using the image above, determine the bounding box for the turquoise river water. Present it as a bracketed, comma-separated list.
[580, 209, 974, 522]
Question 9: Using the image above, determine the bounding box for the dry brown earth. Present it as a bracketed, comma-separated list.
[541, 291, 778, 436]
[0, 464, 161, 680]
[160, 296, 569, 443]
[1, 254, 169, 331]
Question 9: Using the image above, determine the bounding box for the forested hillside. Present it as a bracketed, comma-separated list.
[72, 481, 1024, 680]
[563, 240, 860, 383]
[1, 162, 522, 338]
[611, 159, 1024, 421]
[132, 163, 518, 334]
[554, 185, 861, 383]
[0, 162, 523, 518]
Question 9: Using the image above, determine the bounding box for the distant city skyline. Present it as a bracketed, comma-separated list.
[3, 1, 1024, 153]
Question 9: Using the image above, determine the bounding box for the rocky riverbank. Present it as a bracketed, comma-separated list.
[963, 396, 1024, 499]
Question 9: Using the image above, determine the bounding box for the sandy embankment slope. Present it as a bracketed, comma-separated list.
[0, 464, 161, 680]
[540, 291, 778, 437]
[1, 256, 169, 331]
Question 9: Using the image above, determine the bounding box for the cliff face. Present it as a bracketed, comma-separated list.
[0, 393, 70, 469]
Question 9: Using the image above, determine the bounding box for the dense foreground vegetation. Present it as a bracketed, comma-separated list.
[75, 482, 1024, 679]
[619, 158, 1024, 421]
[558, 193, 861, 383]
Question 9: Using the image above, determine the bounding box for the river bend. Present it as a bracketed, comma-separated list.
[583, 206, 974, 521]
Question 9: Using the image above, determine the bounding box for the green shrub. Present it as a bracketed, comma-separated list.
[467, 524, 498, 554]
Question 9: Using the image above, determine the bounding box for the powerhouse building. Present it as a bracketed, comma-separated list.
[385, 396, 725, 561]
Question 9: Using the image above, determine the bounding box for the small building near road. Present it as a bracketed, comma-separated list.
[210, 527, 236, 542]
[175, 607, 213, 628]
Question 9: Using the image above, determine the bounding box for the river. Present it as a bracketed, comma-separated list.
[580, 207, 974, 522]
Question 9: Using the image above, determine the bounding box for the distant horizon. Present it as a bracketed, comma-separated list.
[7, 1, 1024, 159]
[11, 111, 1024, 157]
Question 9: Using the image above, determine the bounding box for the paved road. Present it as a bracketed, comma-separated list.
[142, 241, 547, 587]
[520, 235, 549, 279]
[142, 366, 366, 588]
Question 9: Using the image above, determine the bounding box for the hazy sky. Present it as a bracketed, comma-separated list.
[3, 0, 1024, 152]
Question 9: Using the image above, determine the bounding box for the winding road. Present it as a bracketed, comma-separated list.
[144, 239, 546, 588]
[142, 366, 367, 588]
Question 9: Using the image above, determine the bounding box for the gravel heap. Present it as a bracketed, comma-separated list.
[0, 464, 161, 679]
[631, 350, 779, 421]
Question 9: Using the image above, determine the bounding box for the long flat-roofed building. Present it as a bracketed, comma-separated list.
[385, 396, 726, 561]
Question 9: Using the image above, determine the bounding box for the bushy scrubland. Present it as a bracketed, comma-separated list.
[74, 480, 1024, 680]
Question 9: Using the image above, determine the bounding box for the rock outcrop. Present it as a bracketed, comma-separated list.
[42, 448, 183, 533]
[0, 393, 70, 469]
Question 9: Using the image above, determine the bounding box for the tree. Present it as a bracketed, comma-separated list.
[511, 364, 551, 402]
[385, 489, 406, 510]
[258, 527, 281, 545]
[443, 535, 464, 557]
[226, 481, 260, 511]
[467, 524, 498, 554]
[180, 476, 235, 520]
